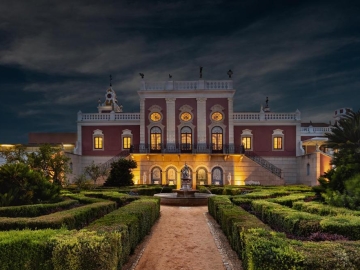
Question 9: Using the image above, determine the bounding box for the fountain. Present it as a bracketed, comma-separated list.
[154, 163, 214, 206]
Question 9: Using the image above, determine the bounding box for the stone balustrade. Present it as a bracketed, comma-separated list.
[300, 127, 332, 134]
[78, 112, 140, 121]
[141, 80, 233, 90]
[233, 112, 299, 121]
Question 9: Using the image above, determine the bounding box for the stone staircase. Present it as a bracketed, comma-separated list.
[244, 151, 282, 178]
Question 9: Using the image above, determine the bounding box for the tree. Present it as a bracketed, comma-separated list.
[84, 161, 108, 185]
[318, 109, 360, 206]
[0, 163, 61, 206]
[103, 158, 137, 187]
[0, 144, 27, 164]
[27, 144, 71, 185]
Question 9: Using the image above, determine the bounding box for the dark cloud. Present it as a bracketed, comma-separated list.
[0, 0, 359, 143]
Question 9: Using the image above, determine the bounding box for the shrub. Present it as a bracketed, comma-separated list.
[0, 163, 60, 206]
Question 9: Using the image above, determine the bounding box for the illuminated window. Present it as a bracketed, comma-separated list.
[93, 129, 104, 150]
[273, 137, 283, 150]
[211, 126, 223, 151]
[150, 127, 162, 151]
[123, 137, 131, 149]
[241, 129, 253, 151]
[94, 137, 103, 149]
[272, 129, 284, 151]
[242, 137, 252, 150]
[181, 126, 192, 150]
[121, 129, 133, 150]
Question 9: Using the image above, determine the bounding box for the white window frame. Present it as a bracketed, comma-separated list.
[93, 129, 104, 150]
[272, 129, 284, 151]
[241, 129, 253, 151]
[121, 129, 133, 150]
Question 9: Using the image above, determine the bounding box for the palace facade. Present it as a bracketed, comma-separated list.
[66, 77, 347, 188]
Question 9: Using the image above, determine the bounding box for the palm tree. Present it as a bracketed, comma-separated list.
[322, 109, 360, 192]
[325, 109, 360, 154]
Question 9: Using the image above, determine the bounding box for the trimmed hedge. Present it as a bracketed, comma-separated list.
[293, 201, 360, 216]
[208, 196, 271, 258]
[0, 199, 80, 217]
[267, 192, 316, 207]
[0, 197, 160, 270]
[241, 228, 304, 269]
[0, 228, 63, 270]
[0, 201, 117, 230]
[87, 197, 160, 269]
[251, 200, 322, 236]
[0, 229, 122, 270]
[82, 191, 137, 207]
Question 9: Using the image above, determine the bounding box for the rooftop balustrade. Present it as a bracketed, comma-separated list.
[140, 80, 233, 91]
[233, 111, 300, 121]
[78, 112, 141, 121]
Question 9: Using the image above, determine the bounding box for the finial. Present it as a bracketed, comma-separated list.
[199, 66, 203, 78]
[109, 75, 112, 87]
[227, 69, 233, 78]
[139, 73, 144, 79]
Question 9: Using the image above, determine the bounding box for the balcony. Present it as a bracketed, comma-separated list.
[128, 144, 244, 154]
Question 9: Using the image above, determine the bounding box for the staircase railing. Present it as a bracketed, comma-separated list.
[100, 150, 131, 171]
[244, 151, 282, 178]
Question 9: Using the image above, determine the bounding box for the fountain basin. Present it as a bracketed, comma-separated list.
[154, 192, 214, 206]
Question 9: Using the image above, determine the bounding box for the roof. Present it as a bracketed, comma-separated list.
[28, 133, 77, 145]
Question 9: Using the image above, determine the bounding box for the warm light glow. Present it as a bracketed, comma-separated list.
[0, 144, 15, 148]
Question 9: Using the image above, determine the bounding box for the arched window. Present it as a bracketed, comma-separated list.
[197, 168, 207, 185]
[150, 127, 162, 152]
[211, 126, 223, 152]
[181, 126, 192, 151]
[212, 167, 223, 185]
[167, 167, 177, 185]
[151, 167, 162, 184]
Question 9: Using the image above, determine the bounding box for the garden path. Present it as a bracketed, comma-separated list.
[122, 205, 242, 270]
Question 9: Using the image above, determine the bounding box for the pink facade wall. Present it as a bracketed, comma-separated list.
[206, 98, 229, 144]
[233, 125, 297, 156]
[175, 98, 198, 143]
[82, 125, 140, 156]
[143, 97, 229, 145]
[145, 98, 166, 144]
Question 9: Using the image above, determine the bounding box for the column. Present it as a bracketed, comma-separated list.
[139, 98, 145, 152]
[196, 98, 207, 150]
[166, 98, 176, 150]
[228, 98, 234, 153]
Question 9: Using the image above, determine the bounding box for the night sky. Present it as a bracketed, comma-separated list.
[1, 0, 359, 144]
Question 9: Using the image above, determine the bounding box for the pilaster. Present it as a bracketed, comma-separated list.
[196, 98, 207, 146]
[140, 98, 146, 147]
[166, 98, 176, 145]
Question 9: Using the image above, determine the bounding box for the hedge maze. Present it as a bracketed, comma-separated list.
[0, 190, 160, 270]
[208, 186, 360, 269]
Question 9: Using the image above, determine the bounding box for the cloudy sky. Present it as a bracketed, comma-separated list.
[1, 0, 359, 143]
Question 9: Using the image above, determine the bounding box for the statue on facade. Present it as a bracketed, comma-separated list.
[143, 172, 147, 184]
[227, 172, 232, 185]
[199, 66, 203, 78]
[139, 73, 144, 79]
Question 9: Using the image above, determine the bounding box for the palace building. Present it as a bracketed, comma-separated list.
[66, 76, 347, 188]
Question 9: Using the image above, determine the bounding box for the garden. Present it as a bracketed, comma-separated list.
[0, 109, 360, 269]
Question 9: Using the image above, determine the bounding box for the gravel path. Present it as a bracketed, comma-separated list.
[122, 205, 243, 270]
